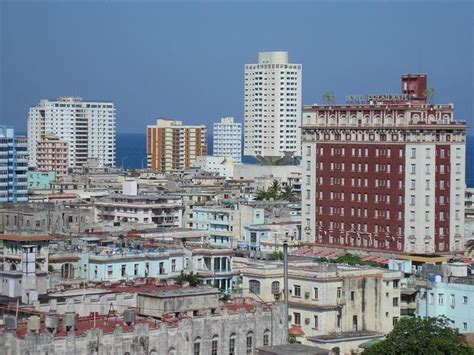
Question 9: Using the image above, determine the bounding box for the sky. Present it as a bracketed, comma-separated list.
[1, 1, 473, 134]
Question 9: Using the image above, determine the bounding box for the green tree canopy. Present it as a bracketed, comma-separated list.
[267, 250, 284, 261]
[363, 316, 472, 355]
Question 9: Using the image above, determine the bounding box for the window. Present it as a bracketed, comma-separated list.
[463, 322, 468, 331]
[337, 287, 342, 298]
[463, 296, 468, 304]
[314, 315, 319, 329]
[107, 265, 113, 278]
[229, 334, 236, 355]
[393, 280, 399, 288]
[249, 280, 260, 295]
[171, 259, 176, 273]
[246, 332, 253, 355]
[438, 293, 444, 305]
[314, 287, 319, 300]
[294, 285, 301, 297]
[393, 297, 399, 307]
[194, 338, 201, 355]
[430, 293, 435, 305]
[271, 281, 280, 295]
[393, 317, 399, 326]
[450, 294, 455, 307]
[351, 291, 355, 304]
[293, 312, 301, 325]
[134, 263, 139, 276]
[337, 314, 342, 328]
[263, 330, 270, 346]
[121, 264, 126, 277]
[211, 335, 218, 355]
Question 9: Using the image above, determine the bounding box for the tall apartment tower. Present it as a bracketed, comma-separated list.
[301, 74, 467, 255]
[147, 118, 207, 172]
[213, 116, 242, 163]
[36, 134, 68, 178]
[27, 97, 116, 168]
[244, 51, 302, 165]
[0, 126, 28, 203]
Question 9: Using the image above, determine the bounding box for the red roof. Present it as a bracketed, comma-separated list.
[289, 325, 305, 336]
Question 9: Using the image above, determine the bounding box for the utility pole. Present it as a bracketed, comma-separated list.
[283, 240, 289, 343]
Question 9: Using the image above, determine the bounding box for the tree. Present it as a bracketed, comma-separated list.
[423, 88, 435, 103]
[175, 272, 200, 287]
[253, 189, 268, 201]
[323, 91, 335, 104]
[279, 185, 296, 202]
[267, 250, 284, 261]
[363, 316, 472, 355]
[465, 239, 474, 254]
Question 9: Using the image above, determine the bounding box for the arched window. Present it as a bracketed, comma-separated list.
[271, 281, 280, 295]
[211, 335, 219, 355]
[246, 331, 254, 354]
[194, 337, 201, 355]
[332, 347, 341, 355]
[249, 280, 260, 295]
[229, 333, 236, 355]
[167, 347, 175, 355]
[263, 329, 270, 346]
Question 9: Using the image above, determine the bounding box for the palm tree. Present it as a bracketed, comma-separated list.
[267, 180, 280, 199]
[280, 185, 296, 202]
[254, 189, 268, 201]
[323, 91, 335, 104]
[423, 88, 435, 103]
[465, 239, 474, 254]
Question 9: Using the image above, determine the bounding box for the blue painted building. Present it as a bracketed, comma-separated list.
[79, 249, 186, 282]
[417, 269, 474, 333]
[28, 171, 56, 189]
[192, 204, 264, 247]
[0, 126, 28, 202]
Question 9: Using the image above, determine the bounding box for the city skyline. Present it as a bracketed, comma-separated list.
[2, 2, 473, 134]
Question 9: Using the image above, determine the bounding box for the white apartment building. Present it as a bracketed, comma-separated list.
[28, 97, 116, 168]
[213, 116, 242, 163]
[244, 51, 302, 164]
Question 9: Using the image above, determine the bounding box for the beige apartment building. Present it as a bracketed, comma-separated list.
[240, 259, 402, 354]
[36, 134, 68, 178]
[147, 118, 207, 172]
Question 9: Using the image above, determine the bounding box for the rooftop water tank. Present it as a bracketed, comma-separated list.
[123, 309, 136, 326]
[45, 312, 59, 333]
[27, 316, 41, 333]
[63, 311, 76, 331]
[4, 315, 17, 331]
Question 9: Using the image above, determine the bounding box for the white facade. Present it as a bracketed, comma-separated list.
[28, 97, 116, 168]
[244, 51, 302, 164]
[213, 116, 242, 163]
[194, 155, 235, 177]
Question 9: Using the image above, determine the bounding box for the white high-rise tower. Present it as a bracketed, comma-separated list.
[28, 97, 116, 168]
[244, 51, 302, 164]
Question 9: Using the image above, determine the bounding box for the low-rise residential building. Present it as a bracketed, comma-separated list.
[417, 263, 474, 333]
[239, 221, 301, 252]
[191, 203, 264, 246]
[241, 260, 402, 354]
[94, 194, 184, 227]
[79, 248, 186, 282]
[192, 248, 236, 293]
[27, 171, 56, 190]
[194, 155, 236, 177]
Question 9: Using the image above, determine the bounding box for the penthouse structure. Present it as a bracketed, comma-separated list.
[0, 126, 28, 203]
[301, 74, 467, 254]
[27, 97, 116, 168]
[147, 118, 207, 172]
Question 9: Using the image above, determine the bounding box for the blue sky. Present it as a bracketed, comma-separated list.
[1, 1, 472, 134]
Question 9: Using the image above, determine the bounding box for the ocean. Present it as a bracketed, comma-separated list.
[116, 133, 474, 187]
